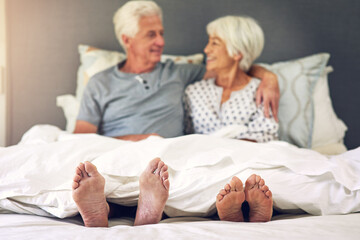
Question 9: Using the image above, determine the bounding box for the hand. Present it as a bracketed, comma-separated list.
[240, 138, 257, 143]
[116, 133, 161, 141]
[255, 71, 280, 122]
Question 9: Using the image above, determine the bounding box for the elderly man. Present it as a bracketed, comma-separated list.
[73, 0, 279, 141]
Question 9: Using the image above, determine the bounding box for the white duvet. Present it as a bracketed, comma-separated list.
[1, 125, 359, 219]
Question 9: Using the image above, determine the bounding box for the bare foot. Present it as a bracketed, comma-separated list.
[216, 176, 245, 222]
[72, 161, 109, 227]
[244, 174, 273, 222]
[134, 158, 170, 226]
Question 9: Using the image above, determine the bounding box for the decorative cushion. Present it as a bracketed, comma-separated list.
[76, 45, 126, 101]
[311, 66, 347, 153]
[260, 53, 331, 148]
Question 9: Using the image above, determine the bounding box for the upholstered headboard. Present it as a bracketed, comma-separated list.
[6, 0, 360, 149]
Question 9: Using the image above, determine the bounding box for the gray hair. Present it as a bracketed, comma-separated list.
[206, 16, 264, 72]
[113, 1, 163, 52]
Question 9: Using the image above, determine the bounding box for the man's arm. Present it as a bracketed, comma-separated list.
[73, 120, 97, 134]
[248, 65, 280, 122]
[74, 120, 160, 141]
[115, 133, 161, 141]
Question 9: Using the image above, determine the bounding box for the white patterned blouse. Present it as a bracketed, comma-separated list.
[184, 78, 279, 142]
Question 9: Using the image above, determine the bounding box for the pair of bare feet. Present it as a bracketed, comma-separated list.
[72, 158, 169, 227]
[72, 158, 272, 227]
[216, 175, 273, 222]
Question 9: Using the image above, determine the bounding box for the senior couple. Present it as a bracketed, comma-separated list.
[72, 1, 278, 227]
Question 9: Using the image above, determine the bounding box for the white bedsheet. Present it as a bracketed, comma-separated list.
[1, 125, 360, 218]
[1, 213, 360, 240]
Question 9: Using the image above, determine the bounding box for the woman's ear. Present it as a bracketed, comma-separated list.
[233, 53, 242, 61]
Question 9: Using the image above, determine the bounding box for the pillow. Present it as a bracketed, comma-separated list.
[57, 45, 204, 132]
[56, 94, 79, 133]
[311, 66, 347, 154]
[76, 45, 126, 101]
[260, 53, 330, 148]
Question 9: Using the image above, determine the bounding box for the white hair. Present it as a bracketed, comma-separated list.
[113, 0, 163, 52]
[206, 16, 264, 72]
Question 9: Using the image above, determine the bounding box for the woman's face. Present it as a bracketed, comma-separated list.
[204, 35, 236, 73]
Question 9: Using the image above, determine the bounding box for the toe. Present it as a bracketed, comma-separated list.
[265, 190, 272, 198]
[72, 181, 79, 190]
[78, 163, 88, 179]
[73, 174, 81, 183]
[84, 161, 98, 177]
[161, 171, 169, 182]
[230, 176, 243, 192]
[76, 167, 83, 178]
[245, 174, 257, 190]
[161, 164, 168, 173]
[147, 158, 161, 173]
[220, 189, 227, 196]
[156, 161, 165, 176]
[261, 185, 269, 192]
[216, 193, 224, 202]
[259, 178, 265, 188]
[224, 184, 231, 192]
[163, 178, 170, 191]
[255, 175, 261, 184]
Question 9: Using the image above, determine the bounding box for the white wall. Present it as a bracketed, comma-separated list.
[0, 0, 7, 146]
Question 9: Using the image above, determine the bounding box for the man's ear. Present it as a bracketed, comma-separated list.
[122, 34, 131, 48]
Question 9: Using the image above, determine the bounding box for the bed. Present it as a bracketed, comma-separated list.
[1, 125, 360, 239]
[2, 0, 360, 239]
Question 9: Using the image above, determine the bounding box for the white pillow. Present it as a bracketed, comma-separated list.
[311, 66, 347, 154]
[56, 94, 79, 133]
[58, 45, 204, 132]
[76, 45, 126, 102]
[260, 53, 330, 148]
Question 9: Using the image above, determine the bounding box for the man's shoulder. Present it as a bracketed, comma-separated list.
[87, 64, 128, 89]
[90, 65, 117, 81]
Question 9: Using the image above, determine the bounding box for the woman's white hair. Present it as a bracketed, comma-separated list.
[113, 0, 163, 52]
[206, 15, 264, 72]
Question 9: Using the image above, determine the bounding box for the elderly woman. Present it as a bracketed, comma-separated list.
[185, 16, 279, 142]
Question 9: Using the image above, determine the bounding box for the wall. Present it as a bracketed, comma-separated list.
[0, 0, 7, 146]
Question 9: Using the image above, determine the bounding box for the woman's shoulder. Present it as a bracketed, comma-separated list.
[247, 77, 261, 91]
[186, 78, 215, 91]
[250, 77, 261, 85]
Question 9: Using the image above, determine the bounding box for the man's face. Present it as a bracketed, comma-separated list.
[126, 15, 165, 65]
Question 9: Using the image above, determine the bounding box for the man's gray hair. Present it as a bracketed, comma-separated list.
[207, 16, 264, 72]
[113, 0, 163, 52]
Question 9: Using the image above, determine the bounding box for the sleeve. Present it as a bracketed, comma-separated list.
[183, 87, 195, 135]
[76, 78, 103, 127]
[237, 104, 279, 142]
[178, 64, 206, 86]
